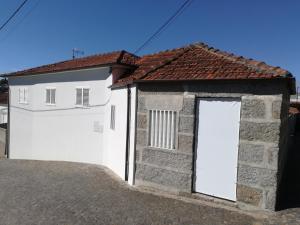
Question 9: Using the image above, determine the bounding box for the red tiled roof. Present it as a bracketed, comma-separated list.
[114, 43, 293, 87]
[6, 51, 139, 77]
[4, 42, 295, 92]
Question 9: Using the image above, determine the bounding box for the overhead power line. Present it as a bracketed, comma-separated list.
[134, 0, 194, 54]
[0, 0, 41, 42]
[0, 0, 29, 33]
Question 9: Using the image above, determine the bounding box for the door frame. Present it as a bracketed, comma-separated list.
[192, 97, 241, 200]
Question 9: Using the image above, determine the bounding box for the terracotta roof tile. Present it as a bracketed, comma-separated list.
[5, 51, 139, 77]
[4, 42, 295, 92]
[113, 43, 293, 87]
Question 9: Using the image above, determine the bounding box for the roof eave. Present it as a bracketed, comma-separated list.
[1, 62, 137, 78]
[133, 76, 296, 94]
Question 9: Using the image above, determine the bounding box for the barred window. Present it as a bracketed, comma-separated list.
[148, 110, 177, 150]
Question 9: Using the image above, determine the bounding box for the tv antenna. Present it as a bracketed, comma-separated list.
[72, 48, 84, 59]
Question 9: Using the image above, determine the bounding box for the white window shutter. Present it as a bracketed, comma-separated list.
[20, 88, 24, 103]
[46, 89, 50, 103]
[76, 88, 82, 105]
[51, 89, 56, 104]
[24, 88, 28, 103]
[83, 88, 89, 106]
[19, 88, 22, 103]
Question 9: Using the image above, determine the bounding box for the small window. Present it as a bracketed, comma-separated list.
[19, 87, 28, 104]
[110, 105, 116, 130]
[46, 88, 56, 105]
[76, 87, 89, 106]
[148, 110, 177, 150]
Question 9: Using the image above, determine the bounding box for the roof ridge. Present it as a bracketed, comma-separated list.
[4, 50, 140, 77]
[136, 46, 193, 80]
[194, 42, 291, 77]
[116, 50, 140, 64]
[8, 51, 124, 74]
[140, 43, 193, 57]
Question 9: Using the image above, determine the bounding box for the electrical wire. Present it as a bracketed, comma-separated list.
[0, 0, 29, 33]
[134, 0, 194, 54]
[0, 0, 42, 42]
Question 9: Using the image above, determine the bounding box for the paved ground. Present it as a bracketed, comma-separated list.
[0, 159, 299, 225]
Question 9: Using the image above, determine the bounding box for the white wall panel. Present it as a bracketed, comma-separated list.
[8, 67, 111, 165]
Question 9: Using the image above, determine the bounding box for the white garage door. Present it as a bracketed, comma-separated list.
[195, 98, 241, 201]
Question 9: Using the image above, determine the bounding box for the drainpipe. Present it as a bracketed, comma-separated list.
[125, 85, 131, 181]
[5, 88, 10, 158]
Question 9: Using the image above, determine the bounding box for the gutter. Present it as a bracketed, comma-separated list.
[132, 77, 296, 95]
[125, 85, 131, 181]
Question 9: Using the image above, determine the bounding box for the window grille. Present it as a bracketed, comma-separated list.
[148, 110, 177, 150]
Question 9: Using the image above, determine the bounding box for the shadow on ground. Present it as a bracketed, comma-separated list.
[277, 116, 300, 210]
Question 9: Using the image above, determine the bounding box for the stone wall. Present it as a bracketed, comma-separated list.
[237, 95, 285, 210]
[134, 80, 291, 211]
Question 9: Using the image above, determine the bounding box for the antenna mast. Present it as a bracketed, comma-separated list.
[72, 48, 84, 59]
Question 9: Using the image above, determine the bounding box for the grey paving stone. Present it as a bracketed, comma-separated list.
[0, 159, 298, 225]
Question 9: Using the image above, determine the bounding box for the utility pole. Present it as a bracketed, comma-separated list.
[72, 48, 84, 59]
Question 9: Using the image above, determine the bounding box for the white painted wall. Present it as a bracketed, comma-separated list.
[9, 67, 111, 165]
[103, 84, 128, 180]
[8, 66, 137, 182]
[9, 65, 136, 184]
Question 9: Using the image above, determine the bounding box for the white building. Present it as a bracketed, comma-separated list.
[5, 51, 138, 184]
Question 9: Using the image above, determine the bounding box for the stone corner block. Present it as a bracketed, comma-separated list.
[265, 189, 277, 211]
[239, 121, 280, 143]
[135, 163, 192, 192]
[136, 129, 147, 146]
[178, 134, 194, 154]
[238, 143, 264, 165]
[237, 184, 263, 207]
[179, 116, 194, 133]
[137, 113, 147, 129]
[272, 100, 282, 120]
[180, 97, 195, 116]
[141, 148, 193, 172]
[241, 99, 266, 119]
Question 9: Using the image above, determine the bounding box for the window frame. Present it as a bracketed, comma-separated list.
[75, 86, 90, 107]
[148, 109, 177, 150]
[45, 87, 56, 105]
[18, 87, 28, 104]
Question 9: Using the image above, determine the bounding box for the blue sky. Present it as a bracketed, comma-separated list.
[0, 0, 299, 85]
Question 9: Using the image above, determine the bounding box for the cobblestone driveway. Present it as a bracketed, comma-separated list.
[0, 160, 299, 225]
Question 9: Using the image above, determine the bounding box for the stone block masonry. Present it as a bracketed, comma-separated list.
[134, 80, 290, 211]
[238, 94, 289, 211]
